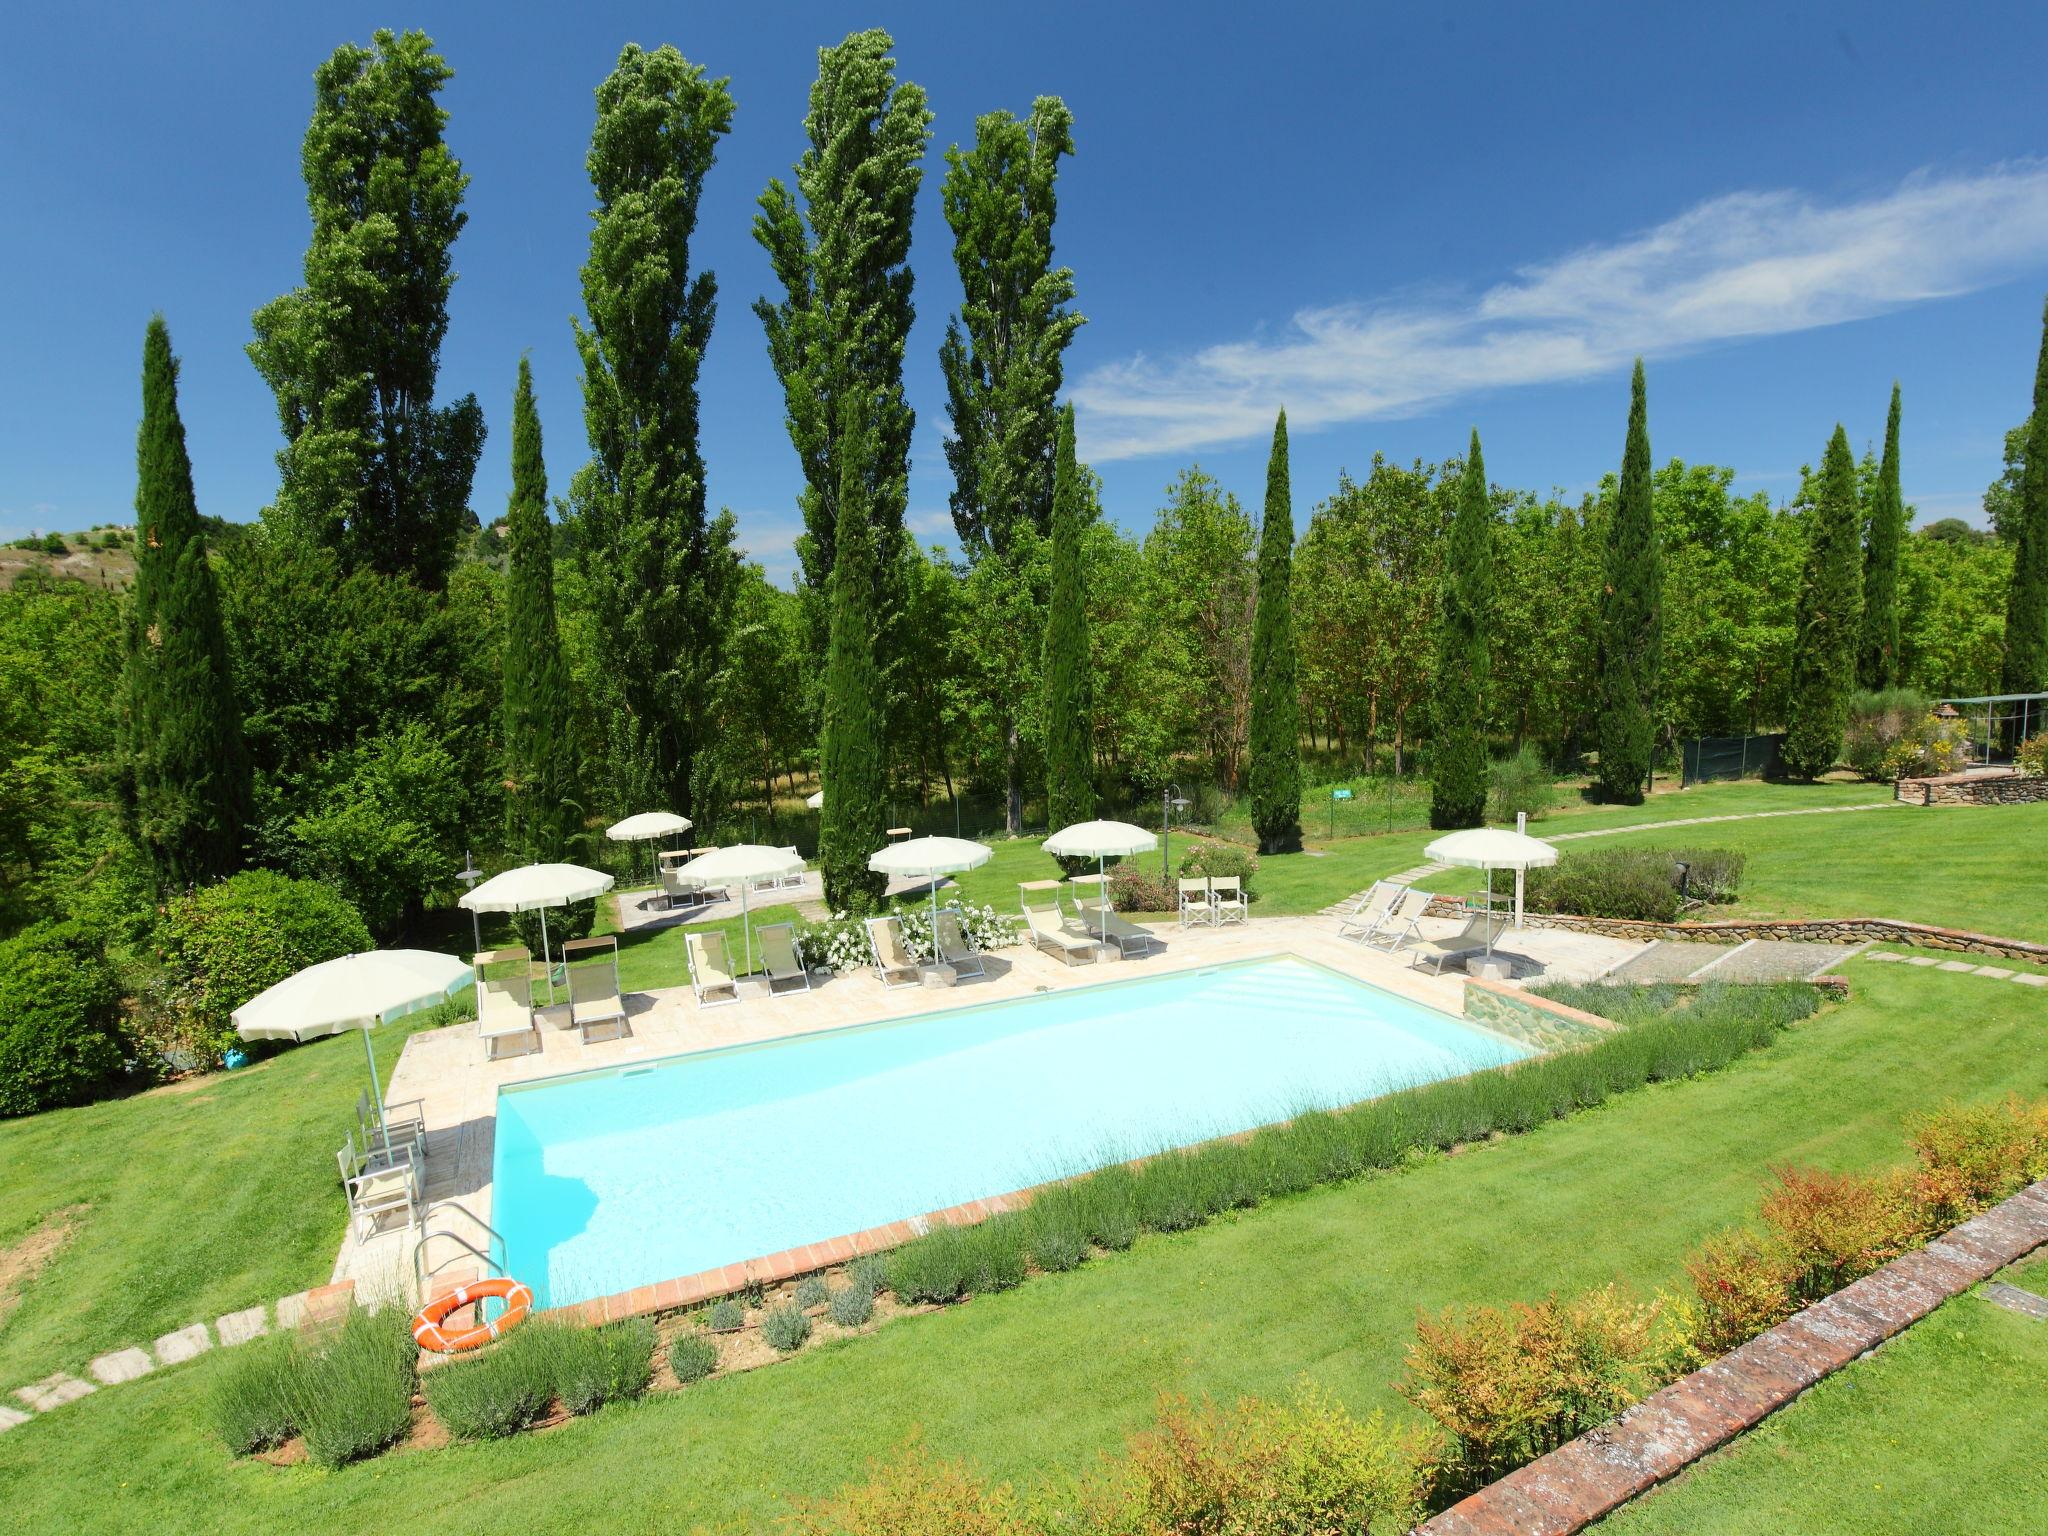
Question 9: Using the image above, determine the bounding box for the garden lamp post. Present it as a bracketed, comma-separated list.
[1160, 784, 1189, 881]
[456, 850, 482, 957]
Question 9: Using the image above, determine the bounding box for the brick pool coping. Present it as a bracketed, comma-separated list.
[1413, 1178, 2048, 1535]
[533, 978, 1620, 1328]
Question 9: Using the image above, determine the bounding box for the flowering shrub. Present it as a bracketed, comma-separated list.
[1878, 711, 1970, 779]
[1756, 1165, 1927, 1301]
[783, 1443, 1031, 1536]
[1909, 1095, 2048, 1226]
[1107, 863, 1175, 913]
[795, 902, 1018, 974]
[1400, 1286, 1694, 1491]
[1684, 1227, 1799, 1355]
[2018, 730, 2048, 780]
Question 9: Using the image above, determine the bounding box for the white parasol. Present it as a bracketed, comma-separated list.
[1042, 820, 1158, 949]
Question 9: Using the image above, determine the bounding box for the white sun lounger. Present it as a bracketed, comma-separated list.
[866, 915, 923, 989]
[564, 935, 629, 1043]
[685, 930, 740, 1007]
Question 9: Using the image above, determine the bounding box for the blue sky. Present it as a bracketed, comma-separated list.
[5, 1, 2047, 579]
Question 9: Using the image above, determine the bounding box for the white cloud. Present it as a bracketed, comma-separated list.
[1074, 163, 2048, 462]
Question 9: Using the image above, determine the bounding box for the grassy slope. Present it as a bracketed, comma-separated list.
[3, 961, 2044, 1533]
[1415, 800, 2047, 942]
[1597, 1252, 2048, 1534]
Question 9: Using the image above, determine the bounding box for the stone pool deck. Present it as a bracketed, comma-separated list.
[336, 913, 1642, 1307]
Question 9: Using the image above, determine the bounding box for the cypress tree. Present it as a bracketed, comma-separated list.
[1247, 411, 1303, 851]
[1042, 405, 1094, 831]
[817, 391, 889, 913]
[1857, 383, 1905, 689]
[501, 359, 581, 863]
[1429, 430, 1492, 830]
[1782, 427, 1865, 779]
[124, 316, 251, 889]
[2000, 298, 2048, 696]
[1594, 360, 1662, 803]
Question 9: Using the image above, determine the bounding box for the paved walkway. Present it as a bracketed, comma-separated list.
[1324, 800, 1898, 911]
[1866, 949, 2048, 987]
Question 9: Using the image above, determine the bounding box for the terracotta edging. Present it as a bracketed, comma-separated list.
[1412, 1179, 2048, 1535]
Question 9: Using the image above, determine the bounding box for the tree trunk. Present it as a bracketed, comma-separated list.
[1005, 718, 1022, 835]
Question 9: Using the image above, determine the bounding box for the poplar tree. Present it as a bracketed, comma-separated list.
[501, 360, 581, 862]
[1594, 360, 1661, 802]
[1783, 427, 1864, 779]
[249, 28, 484, 589]
[940, 97, 1084, 559]
[2001, 299, 2048, 697]
[1429, 431, 1492, 830]
[817, 392, 889, 913]
[125, 317, 250, 889]
[571, 44, 739, 818]
[1247, 411, 1303, 851]
[1858, 384, 1905, 688]
[754, 29, 932, 632]
[1042, 405, 1094, 831]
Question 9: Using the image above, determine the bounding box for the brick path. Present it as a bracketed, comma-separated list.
[1413, 1179, 2048, 1535]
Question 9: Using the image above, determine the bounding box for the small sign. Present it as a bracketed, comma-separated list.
[1331, 788, 1354, 800]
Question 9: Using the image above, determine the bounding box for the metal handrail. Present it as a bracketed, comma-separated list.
[411, 1199, 508, 1294]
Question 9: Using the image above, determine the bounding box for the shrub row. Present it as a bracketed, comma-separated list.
[208, 1304, 417, 1468]
[1402, 1092, 2048, 1494]
[784, 1382, 1441, 1536]
[0, 920, 127, 1117]
[874, 984, 1818, 1309]
[1524, 844, 1744, 922]
[421, 1315, 656, 1440]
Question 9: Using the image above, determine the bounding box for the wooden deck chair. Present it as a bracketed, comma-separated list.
[564, 935, 629, 1043]
[758, 921, 812, 996]
[866, 915, 922, 989]
[473, 947, 541, 1060]
[932, 905, 987, 978]
[685, 930, 740, 1007]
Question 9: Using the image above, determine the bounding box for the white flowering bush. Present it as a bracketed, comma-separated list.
[794, 902, 1020, 974]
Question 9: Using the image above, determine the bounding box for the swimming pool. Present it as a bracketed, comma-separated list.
[491, 955, 1531, 1309]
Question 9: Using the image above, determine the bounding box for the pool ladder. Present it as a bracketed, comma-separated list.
[412, 1198, 510, 1303]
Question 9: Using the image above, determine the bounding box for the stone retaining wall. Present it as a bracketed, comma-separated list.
[1894, 769, 2048, 806]
[1415, 1179, 2048, 1535]
[1419, 897, 2048, 965]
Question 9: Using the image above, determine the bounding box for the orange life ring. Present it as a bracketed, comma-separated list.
[412, 1277, 534, 1353]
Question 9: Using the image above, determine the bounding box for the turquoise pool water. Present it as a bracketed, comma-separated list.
[492, 956, 1531, 1309]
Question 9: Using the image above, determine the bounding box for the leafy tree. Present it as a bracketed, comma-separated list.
[940, 97, 1083, 559]
[1594, 361, 1661, 802]
[1144, 470, 1257, 785]
[817, 393, 889, 912]
[1042, 405, 1093, 830]
[248, 29, 485, 589]
[1899, 528, 2012, 695]
[1247, 411, 1302, 851]
[1782, 427, 1865, 778]
[124, 316, 251, 891]
[754, 28, 932, 636]
[571, 43, 740, 821]
[500, 359, 581, 864]
[1858, 384, 1905, 688]
[2000, 298, 2048, 694]
[1429, 431, 1492, 830]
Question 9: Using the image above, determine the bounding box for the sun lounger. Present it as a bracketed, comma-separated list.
[1361, 888, 1433, 952]
[1406, 911, 1508, 975]
[473, 947, 541, 1060]
[1077, 901, 1159, 958]
[1021, 897, 1098, 964]
[758, 921, 813, 996]
[867, 915, 923, 989]
[564, 935, 629, 1043]
[932, 905, 987, 978]
[776, 847, 807, 890]
[658, 851, 701, 910]
[1336, 880, 1402, 941]
[1178, 877, 1214, 929]
[1210, 875, 1248, 925]
[685, 930, 740, 1007]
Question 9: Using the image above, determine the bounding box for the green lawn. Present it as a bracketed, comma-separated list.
[4, 959, 2043, 1533]
[1596, 1252, 2048, 1534]
[1415, 799, 2048, 942]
